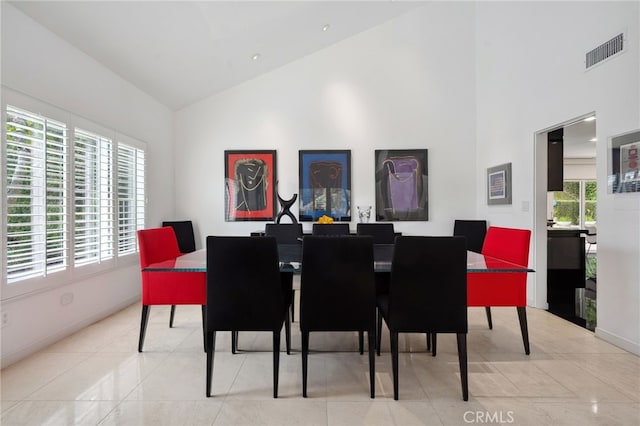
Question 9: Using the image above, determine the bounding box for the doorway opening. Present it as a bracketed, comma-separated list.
[534, 113, 597, 330]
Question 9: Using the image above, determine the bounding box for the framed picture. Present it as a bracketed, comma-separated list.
[224, 150, 276, 221]
[608, 129, 640, 194]
[375, 149, 428, 221]
[299, 150, 351, 221]
[487, 162, 512, 205]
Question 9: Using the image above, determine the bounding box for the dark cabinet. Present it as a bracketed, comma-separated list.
[547, 229, 586, 327]
[547, 128, 564, 191]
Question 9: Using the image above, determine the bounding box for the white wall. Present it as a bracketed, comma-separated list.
[0, 4, 175, 367]
[174, 2, 478, 245]
[476, 1, 640, 354]
[564, 158, 596, 181]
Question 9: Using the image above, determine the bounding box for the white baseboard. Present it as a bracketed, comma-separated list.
[0, 297, 139, 369]
[527, 297, 548, 310]
[595, 327, 640, 355]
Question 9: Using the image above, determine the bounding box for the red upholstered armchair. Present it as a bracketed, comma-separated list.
[137, 227, 206, 352]
[467, 226, 532, 354]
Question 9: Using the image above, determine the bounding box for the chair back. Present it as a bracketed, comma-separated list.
[300, 236, 376, 331]
[356, 223, 396, 244]
[312, 223, 350, 236]
[162, 220, 196, 253]
[481, 226, 531, 266]
[388, 236, 467, 333]
[137, 227, 182, 268]
[265, 223, 303, 243]
[453, 220, 487, 253]
[206, 236, 285, 331]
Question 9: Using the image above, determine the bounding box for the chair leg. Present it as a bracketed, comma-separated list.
[302, 331, 309, 398]
[456, 333, 469, 401]
[485, 307, 493, 329]
[291, 289, 296, 323]
[391, 331, 399, 401]
[138, 305, 150, 352]
[432, 333, 437, 356]
[368, 330, 376, 399]
[359, 331, 364, 355]
[426, 333, 431, 351]
[285, 310, 291, 355]
[206, 331, 216, 397]
[201, 305, 206, 352]
[273, 330, 281, 398]
[169, 305, 176, 328]
[517, 307, 531, 355]
[231, 331, 238, 354]
[376, 311, 383, 356]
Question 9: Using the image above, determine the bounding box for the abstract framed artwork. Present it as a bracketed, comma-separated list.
[224, 150, 276, 221]
[375, 149, 428, 221]
[298, 150, 351, 221]
[487, 162, 512, 205]
[608, 129, 640, 194]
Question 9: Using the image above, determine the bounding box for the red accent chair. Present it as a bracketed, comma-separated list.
[137, 227, 206, 352]
[467, 226, 532, 354]
[162, 220, 197, 328]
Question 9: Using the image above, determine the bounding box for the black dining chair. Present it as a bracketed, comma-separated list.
[311, 222, 350, 236]
[376, 236, 468, 401]
[163, 220, 196, 253]
[265, 223, 303, 243]
[205, 236, 291, 398]
[356, 223, 396, 244]
[300, 235, 377, 398]
[162, 220, 197, 328]
[265, 223, 302, 321]
[357, 222, 397, 317]
[453, 219, 487, 253]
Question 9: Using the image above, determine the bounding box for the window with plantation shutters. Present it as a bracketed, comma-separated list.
[117, 142, 145, 256]
[3, 95, 146, 296]
[74, 129, 113, 266]
[5, 106, 68, 283]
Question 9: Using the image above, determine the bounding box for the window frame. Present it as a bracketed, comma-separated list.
[71, 117, 118, 274]
[552, 179, 597, 229]
[2, 89, 146, 301]
[115, 133, 146, 259]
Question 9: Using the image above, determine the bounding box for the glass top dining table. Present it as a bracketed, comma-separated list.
[143, 244, 534, 274]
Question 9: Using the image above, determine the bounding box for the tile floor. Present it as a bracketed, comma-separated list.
[1, 299, 639, 425]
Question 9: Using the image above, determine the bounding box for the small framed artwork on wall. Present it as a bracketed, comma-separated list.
[298, 150, 351, 221]
[375, 149, 428, 221]
[608, 129, 640, 194]
[487, 162, 512, 205]
[224, 150, 277, 221]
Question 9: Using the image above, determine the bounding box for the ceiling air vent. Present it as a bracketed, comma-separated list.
[586, 33, 624, 69]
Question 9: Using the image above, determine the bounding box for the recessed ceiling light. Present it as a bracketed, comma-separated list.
[590, 137, 597, 142]
[252, 53, 261, 61]
[322, 24, 330, 32]
[584, 116, 596, 122]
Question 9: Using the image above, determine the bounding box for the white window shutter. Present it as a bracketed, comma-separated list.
[5, 106, 68, 282]
[73, 129, 113, 266]
[117, 142, 145, 256]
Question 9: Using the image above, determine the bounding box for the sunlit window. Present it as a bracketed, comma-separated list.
[3, 103, 146, 293]
[552, 180, 597, 228]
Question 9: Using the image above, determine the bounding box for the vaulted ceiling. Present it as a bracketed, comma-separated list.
[11, 1, 423, 111]
[9, 1, 597, 158]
